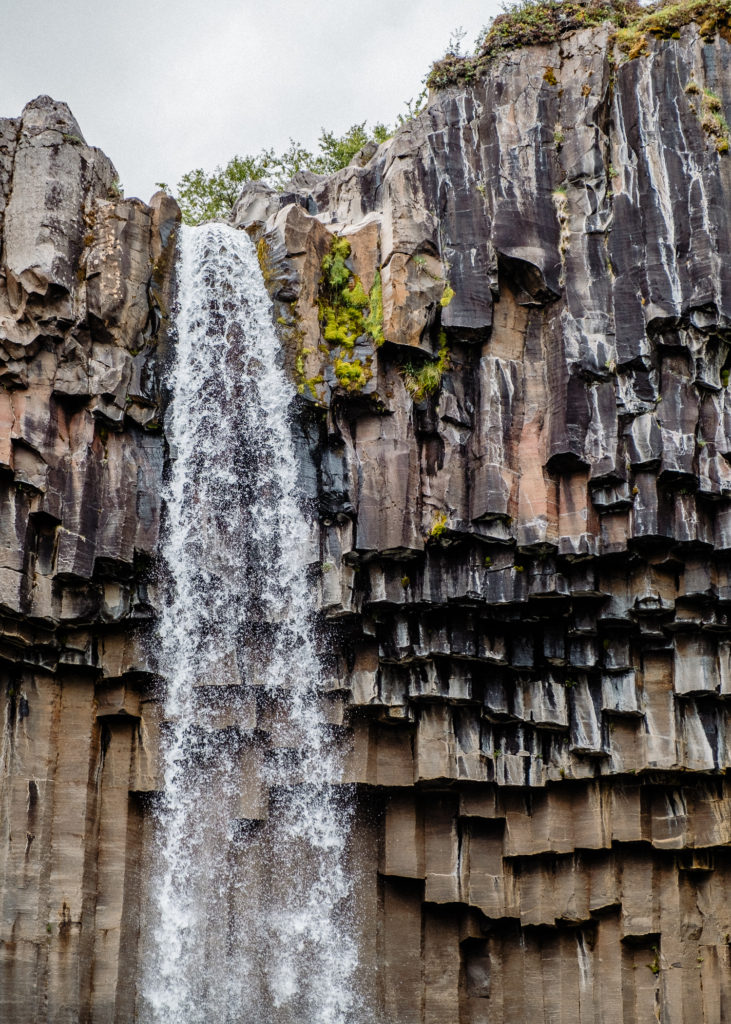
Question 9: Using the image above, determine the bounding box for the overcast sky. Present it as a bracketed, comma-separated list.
[3, 0, 504, 202]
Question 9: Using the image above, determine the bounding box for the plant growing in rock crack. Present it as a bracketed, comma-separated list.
[647, 947, 661, 975]
[402, 331, 450, 402]
[697, 88, 730, 153]
[427, 510, 449, 540]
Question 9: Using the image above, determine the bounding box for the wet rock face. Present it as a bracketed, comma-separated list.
[238, 22, 731, 1023]
[0, 96, 178, 1022]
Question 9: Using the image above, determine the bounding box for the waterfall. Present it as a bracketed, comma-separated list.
[140, 223, 357, 1023]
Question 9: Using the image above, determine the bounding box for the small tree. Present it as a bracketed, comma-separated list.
[175, 152, 275, 225]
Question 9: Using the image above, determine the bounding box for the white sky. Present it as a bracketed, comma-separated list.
[2, 0, 504, 203]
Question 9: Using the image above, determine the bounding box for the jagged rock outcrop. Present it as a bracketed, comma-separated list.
[2, 13, 731, 1022]
[0, 96, 179, 1022]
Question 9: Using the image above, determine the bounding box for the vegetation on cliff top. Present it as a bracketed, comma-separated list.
[166, 0, 730, 224]
[427, 0, 731, 89]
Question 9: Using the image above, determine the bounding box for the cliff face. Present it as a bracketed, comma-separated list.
[236, 21, 731, 1023]
[1, 16, 731, 1023]
[0, 96, 178, 1021]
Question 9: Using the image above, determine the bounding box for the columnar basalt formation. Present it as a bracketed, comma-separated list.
[1, 14, 731, 1022]
[235, 21, 731, 1023]
[0, 96, 178, 1022]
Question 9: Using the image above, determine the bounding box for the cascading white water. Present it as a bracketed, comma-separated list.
[141, 222, 358, 1023]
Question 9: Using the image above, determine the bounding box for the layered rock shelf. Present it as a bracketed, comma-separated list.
[2, 15, 731, 1023]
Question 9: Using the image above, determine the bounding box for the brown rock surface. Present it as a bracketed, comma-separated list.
[0, 96, 178, 1022]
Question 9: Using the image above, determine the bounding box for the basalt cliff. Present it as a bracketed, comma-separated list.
[2, 14, 731, 1023]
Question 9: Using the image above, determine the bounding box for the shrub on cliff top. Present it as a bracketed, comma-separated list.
[427, 0, 731, 90]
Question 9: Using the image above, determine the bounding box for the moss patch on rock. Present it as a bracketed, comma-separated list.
[319, 237, 386, 348]
[427, 0, 731, 89]
[334, 355, 372, 392]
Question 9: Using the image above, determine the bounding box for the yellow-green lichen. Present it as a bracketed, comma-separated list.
[440, 282, 455, 307]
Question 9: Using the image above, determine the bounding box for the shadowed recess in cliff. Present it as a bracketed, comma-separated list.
[139, 223, 358, 1023]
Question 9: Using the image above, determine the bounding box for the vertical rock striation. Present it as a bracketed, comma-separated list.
[0, 96, 178, 1022]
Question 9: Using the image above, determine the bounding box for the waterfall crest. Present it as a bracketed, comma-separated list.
[141, 222, 357, 1024]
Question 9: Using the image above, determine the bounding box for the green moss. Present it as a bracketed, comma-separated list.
[364, 271, 385, 345]
[321, 236, 352, 290]
[257, 236, 275, 288]
[402, 330, 450, 403]
[319, 236, 384, 349]
[428, 510, 449, 539]
[322, 305, 364, 348]
[400, 575, 411, 589]
[294, 347, 325, 399]
[440, 283, 455, 308]
[427, 0, 731, 89]
[334, 356, 371, 392]
[543, 65, 558, 85]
